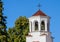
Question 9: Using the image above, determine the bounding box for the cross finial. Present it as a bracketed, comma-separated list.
[37, 4, 41, 10]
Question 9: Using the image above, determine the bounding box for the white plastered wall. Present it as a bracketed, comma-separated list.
[28, 16, 49, 32]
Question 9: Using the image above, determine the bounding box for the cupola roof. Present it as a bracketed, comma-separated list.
[32, 10, 47, 16]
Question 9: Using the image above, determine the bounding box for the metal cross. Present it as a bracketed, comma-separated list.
[38, 4, 41, 10]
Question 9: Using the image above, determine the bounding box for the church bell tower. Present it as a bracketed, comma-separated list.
[26, 10, 53, 42]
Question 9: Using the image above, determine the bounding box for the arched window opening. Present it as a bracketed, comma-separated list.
[41, 21, 45, 31]
[35, 21, 38, 31]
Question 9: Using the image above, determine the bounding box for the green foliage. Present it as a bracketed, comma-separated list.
[15, 16, 29, 42]
[7, 16, 29, 42]
[0, 1, 7, 42]
[0, 0, 29, 42]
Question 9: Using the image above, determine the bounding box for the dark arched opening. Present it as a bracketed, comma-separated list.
[41, 21, 45, 31]
[35, 21, 38, 31]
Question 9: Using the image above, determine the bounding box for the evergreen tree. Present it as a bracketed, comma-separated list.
[0, 0, 7, 42]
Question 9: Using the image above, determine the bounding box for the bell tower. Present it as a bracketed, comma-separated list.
[26, 10, 53, 42]
[29, 10, 50, 32]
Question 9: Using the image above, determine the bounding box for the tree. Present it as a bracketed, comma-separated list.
[15, 16, 29, 42]
[7, 28, 15, 42]
[7, 16, 29, 42]
[0, 0, 7, 42]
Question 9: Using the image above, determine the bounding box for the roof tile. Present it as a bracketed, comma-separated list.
[32, 10, 47, 16]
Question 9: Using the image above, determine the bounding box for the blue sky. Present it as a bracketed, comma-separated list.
[2, 0, 60, 42]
